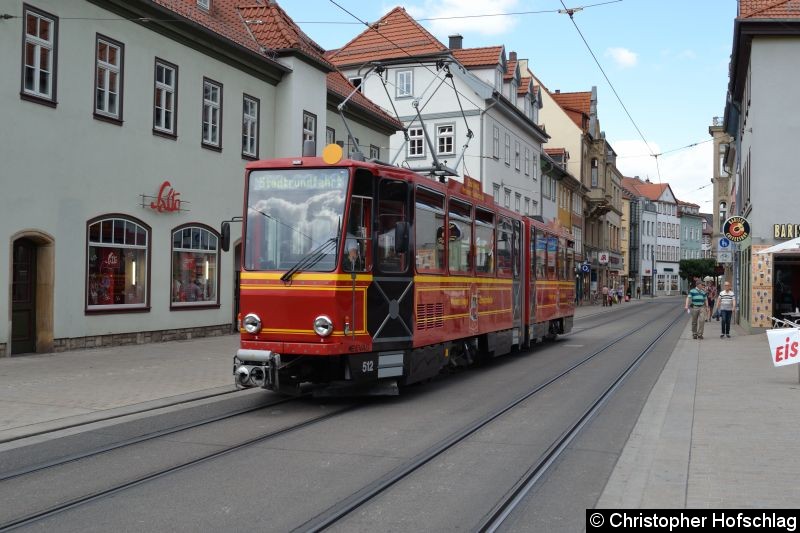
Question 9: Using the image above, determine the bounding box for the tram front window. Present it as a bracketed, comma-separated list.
[244, 168, 349, 271]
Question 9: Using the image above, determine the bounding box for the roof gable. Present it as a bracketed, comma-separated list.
[326, 72, 402, 130]
[239, 3, 333, 70]
[329, 6, 447, 66]
[550, 90, 591, 130]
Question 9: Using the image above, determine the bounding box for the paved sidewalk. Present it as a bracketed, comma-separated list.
[0, 335, 238, 442]
[598, 319, 800, 508]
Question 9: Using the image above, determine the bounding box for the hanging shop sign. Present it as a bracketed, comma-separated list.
[773, 224, 800, 239]
[598, 251, 609, 264]
[140, 181, 190, 213]
[722, 216, 750, 243]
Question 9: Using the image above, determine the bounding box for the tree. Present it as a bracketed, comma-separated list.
[678, 259, 716, 282]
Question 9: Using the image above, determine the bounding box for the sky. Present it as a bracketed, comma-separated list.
[282, 0, 737, 212]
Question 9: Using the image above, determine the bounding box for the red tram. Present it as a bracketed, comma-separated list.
[230, 149, 574, 395]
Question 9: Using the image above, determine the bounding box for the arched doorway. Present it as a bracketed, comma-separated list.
[9, 232, 54, 355]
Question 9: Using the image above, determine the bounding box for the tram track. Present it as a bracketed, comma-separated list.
[0, 401, 358, 532]
[293, 305, 685, 532]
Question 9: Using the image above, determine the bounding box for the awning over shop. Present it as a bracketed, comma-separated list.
[757, 237, 800, 254]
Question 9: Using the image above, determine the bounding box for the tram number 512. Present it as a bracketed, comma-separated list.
[348, 353, 379, 382]
[362, 361, 374, 373]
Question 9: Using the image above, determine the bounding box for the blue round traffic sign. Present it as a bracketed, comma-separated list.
[719, 237, 731, 248]
[581, 264, 591, 273]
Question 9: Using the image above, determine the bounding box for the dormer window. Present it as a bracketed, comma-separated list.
[197, 0, 210, 10]
[495, 68, 503, 91]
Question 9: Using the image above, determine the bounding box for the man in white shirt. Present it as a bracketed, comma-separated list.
[715, 281, 736, 338]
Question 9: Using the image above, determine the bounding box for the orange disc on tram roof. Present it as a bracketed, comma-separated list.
[322, 143, 343, 165]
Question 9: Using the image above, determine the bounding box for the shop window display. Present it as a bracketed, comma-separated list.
[87, 216, 149, 310]
[172, 225, 218, 306]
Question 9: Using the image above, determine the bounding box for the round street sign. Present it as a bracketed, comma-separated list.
[581, 263, 591, 273]
[723, 216, 751, 243]
[719, 237, 731, 248]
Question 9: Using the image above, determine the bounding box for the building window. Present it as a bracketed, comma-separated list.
[171, 225, 219, 307]
[493, 126, 500, 159]
[370, 144, 380, 159]
[87, 216, 149, 311]
[493, 184, 500, 203]
[591, 158, 598, 187]
[349, 76, 363, 92]
[302, 110, 316, 151]
[197, 0, 210, 10]
[22, 5, 58, 104]
[514, 141, 521, 171]
[504, 133, 511, 166]
[437, 124, 454, 155]
[719, 201, 727, 232]
[408, 127, 424, 157]
[94, 35, 123, 121]
[397, 70, 413, 97]
[325, 126, 335, 146]
[524, 147, 530, 176]
[242, 94, 259, 159]
[525, 197, 530, 215]
[515, 193, 521, 212]
[202, 78, 222, 149]
[504, 188, 511, 208]
[153, 59, 178, 136]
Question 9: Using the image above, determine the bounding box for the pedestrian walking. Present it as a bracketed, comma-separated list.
[715, 281, 736, 338]
[705, 282, 717, 322]
[636, 286, 641, 299]
[685, 280, 709, 339]
[601, 285, 609, 307]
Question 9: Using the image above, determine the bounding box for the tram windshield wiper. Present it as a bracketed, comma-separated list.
[280, 237, 339, 283]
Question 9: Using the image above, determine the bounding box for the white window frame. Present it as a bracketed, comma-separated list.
[94, 35, 123, 120]
[171, 225, 219, 308]
[504, 188, 511, 208]
[396, 70, 413, 98]
[504, 133, 511, 166]
[515, 193, 521, 212]
[436, 124, 454, 155]
[524, 147, 530, 176]
[349, 76, 363, 92]
[493, 126, 500, 159]
[408, 127, 425, 158]
[302, 110, 316, 150]
[242, 94, 259, 158]
[370, 144, 380, 159]
[202, 78, 222, 148]
[153, 59, 177, 135]
[326, 126, 335, 146]
[514, 141, 521, 171]
[493, 184, 500, 204]
[22, 6, 57, 102]
[197, 0, 211, 10]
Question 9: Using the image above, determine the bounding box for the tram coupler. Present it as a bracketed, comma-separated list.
[233, 349, 280, 390]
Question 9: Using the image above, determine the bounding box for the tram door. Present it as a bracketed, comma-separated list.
[512, 220, 523, 345]
[11, 239, 36, 354]
[367, 178, 413, 349]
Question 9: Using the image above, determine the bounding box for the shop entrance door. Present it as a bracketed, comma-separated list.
[11, 238, 36, 354]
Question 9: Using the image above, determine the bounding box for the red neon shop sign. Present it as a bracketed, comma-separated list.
[149, 181, 182, 213]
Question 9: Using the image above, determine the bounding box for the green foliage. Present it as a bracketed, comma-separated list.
[678, 258, 716, 281]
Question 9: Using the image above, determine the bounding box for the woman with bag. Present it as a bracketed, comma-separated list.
[715, 281, 736, 338]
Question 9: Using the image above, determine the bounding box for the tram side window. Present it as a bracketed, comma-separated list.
[475, 208, 495, 275]
[546, 235, 558, 280]
[415, 187, 445, 273]
[512, 220, 521, 278]
[566, 241, 575, 282]
[377, 179, 408, 273]
[557, 238, 566, 280]
[497, 217, 513, 278]
[535, 229, 546, 279]
[345, 194, 372, 272]
[448, 200, 472, 274]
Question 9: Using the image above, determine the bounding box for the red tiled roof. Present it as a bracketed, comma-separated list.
[739, 0, 800, 18]
[238, 3, 333, 70]
[678, 199, 701, 208]
[621, 176, 668, 201]
[550, 90, 591, 130]
[544, 147, 567, 157]
[451, 46, 504, 68]
[150, 0, 263, 55]
[518, 77, 531, 95]
[329, 6, 447, 67]
[326, 72, 402, 130]
[504, 59, 517, 80]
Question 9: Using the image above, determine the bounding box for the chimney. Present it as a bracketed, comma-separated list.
[509, 51, 517, 61]
[449, 34, 463, 50]
[554, 89, 560, 94]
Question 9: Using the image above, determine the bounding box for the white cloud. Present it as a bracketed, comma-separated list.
[605, 47, 638, 68]
[403, 0, 521, 37]
[614, 139, 713, 210]
[677, 49, 696, 60]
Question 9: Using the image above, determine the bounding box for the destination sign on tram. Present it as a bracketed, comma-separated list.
[252, 170, 347, 191]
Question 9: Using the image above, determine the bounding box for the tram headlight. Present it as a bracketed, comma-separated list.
[313, 315, 334, 337]
[243, 313, 262, 334]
